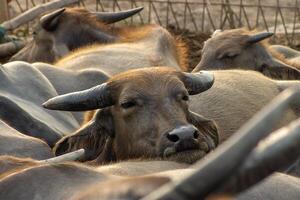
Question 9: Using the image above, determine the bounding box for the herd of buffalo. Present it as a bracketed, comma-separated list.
[1, 5, 300, 200]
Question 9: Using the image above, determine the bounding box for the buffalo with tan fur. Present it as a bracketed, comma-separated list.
[44, 67, 218, 164]
[193, 28, 300, 80]
[10, 7, 189, 73]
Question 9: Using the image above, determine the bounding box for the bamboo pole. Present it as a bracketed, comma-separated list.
[0, 0, 9, 23]
[0, 40, 25, 58]
[0, 0, 8, 23]
[1, 0, 79, 31]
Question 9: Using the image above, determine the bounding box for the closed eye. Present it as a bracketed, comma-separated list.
[121, 100, 137, 109]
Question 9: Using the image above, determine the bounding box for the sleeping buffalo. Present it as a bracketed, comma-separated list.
[10, 6, 188, 73]
[9, 7, 144, 63]
[193, 28, 300, 80]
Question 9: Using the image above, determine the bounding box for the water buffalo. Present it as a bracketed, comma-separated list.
[44, 68, 299, 162]
[44, 67, 219, 164]
[9, 7, 144, 63]
[193, 28, 300, 80]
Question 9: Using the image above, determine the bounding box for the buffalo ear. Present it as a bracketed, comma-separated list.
[53, 108, 115, 162]
[187, 110, 219, 148]
[40, 8, 65, 31]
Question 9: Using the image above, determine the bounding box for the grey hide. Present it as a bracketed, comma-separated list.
[32, 62, 109, 122]
[0, 120, 53, 159]
[189, 70, 300, 142]
[0, 61, 79, 146]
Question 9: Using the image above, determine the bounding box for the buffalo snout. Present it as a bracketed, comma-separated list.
[162, 125, 213, 159]
[166, 125, 199, 142]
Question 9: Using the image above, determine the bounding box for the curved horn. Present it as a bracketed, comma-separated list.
[40, 8, 65, 31]
[141, 87, 300, 200]
[247, 32, 273, 44]
[94, 7, 143, 24]
[39, 149, 85, 164]
[181, 71, 214, 95]
[43, 83, 113, 111]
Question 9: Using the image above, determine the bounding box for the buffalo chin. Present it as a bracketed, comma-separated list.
[164, 150, 207, 164]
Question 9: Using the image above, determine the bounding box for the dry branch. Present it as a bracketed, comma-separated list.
[0, 40, 25, 58]
[1, 0, 79, 31]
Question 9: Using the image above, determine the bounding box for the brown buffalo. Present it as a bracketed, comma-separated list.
[45, 67, 300, 162]
[9, 7, 144, 63]
[43, 67, 218, 164]
[193, 28, 300, 80]
[10, 7, 189, 73]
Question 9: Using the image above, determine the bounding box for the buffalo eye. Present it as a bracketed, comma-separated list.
[121, 100, 137, 109]
[218, 51, 239, 60]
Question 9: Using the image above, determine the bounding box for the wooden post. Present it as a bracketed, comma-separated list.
[0, 0, 9, 23]
[1, 0, 79, 31]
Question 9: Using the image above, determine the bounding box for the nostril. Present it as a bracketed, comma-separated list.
[193, 131, 199, 139]
[167, 133, 180, 143]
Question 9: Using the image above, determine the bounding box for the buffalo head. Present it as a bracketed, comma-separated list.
[193, 29, 300, 80]
[43, 67, 219, 164]
[9, 7, 143, 63]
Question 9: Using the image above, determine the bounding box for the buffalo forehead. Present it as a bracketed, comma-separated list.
[112, 70, 184, 100]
